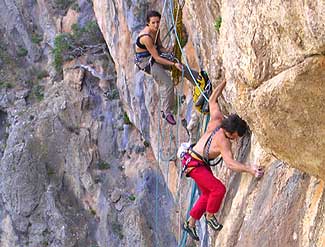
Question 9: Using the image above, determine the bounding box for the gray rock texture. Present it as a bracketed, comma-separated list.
[0, 1, 324, 247]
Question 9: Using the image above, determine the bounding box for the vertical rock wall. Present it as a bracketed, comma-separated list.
[93, 0, 325, 247]
[0, 0, 324, 247]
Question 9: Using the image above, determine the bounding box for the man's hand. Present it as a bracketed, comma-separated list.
[251, 165, 264, 178]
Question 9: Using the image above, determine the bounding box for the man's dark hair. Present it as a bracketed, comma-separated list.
[220, 114, 248, 137]
[146, 10, 161, 23]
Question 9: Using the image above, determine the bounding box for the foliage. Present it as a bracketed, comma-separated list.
[47, 167, 55, 176]
[53, 33, 73, 72]
[214, 16, 222, 32]
[111, 221, 124, 239]
[31, 32, 43, 44]
[32, 84, 45, 101]
[36, 70, 49, 80]
[128, 194, 136, 201]
[71, 2, 80, 12]
[104, 89, 120, 100]
[71, 21, 105, 45]
[0, 82, 13, 89]
[143, 140, 150, 148]
[123, 112, 132, 125]
[53, 0, 75, 12]
[53, 21, 105, 73]
[0, 46, 9, 63]
[17, 47, 28, 57]
[26, 79, 44, 102]
[97, 161, 111, 170]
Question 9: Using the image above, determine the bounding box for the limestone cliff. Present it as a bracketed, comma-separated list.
[0, 1, 324, 247]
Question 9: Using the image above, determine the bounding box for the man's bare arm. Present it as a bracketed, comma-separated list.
[209, 80, 227, 122]
[219, 139, 264, 178]
[219, 138, 255, 174]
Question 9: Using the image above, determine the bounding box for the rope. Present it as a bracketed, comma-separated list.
[168, 0, 209, 102]
[172, 0, 183, 85]
[177, 113, 210, 247]
[158, 68, 185, 163]
[156, 57, 185, 247]
[153, 1, 209, 245]
[154, 2, 170, 246]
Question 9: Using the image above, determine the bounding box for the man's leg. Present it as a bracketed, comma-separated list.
[189, 185, 209, 221]
[206, 176, 226, 214]
[190, 166, 226, 217]
[188, 167, 211, 220]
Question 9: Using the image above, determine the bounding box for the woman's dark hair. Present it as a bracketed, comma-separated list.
[220, 114, 248, 137]
[146, 10, 161, 23]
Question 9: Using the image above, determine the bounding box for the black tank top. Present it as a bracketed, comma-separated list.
[136, 34, 156, 50]
[136, 34, 151, 49]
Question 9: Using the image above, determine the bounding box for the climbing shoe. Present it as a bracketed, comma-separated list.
[206, 215, 223, 231]
[164, 112, 176, 125]
[183, 221, 199, 241]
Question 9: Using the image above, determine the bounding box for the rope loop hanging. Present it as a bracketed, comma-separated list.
[172, 0, 184, 85]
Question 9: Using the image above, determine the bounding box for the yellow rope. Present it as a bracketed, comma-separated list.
[172, 1, 184, 85]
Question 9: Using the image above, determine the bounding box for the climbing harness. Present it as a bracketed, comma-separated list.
[134, 33, 157, 73]
[134, 51, 153, 73]
[202, 126, 223, 166]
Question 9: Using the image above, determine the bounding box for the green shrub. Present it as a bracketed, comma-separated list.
[143, 140, 150, 147]
[97, 161, 111, 170]
[32, 85, 44, 101]
[53, 33, 73, 72]
[36, 70, 49, 80]
[47, 167, 55, 176]
[31, 33, 43, 44]
[0, 44, 11, 64]
[123, 112, 132, 125]
[71, 2, 80, 12]
[214, 16, 222, 32]
[54, 0, 75, 11]
[17, 47, 28, 57]
[0, 82, 13, 89]
[104, 89, 120, 100]
[128, 194, 136, 201]
[71, 21, 105, 45]
[53, 21, 104, 73]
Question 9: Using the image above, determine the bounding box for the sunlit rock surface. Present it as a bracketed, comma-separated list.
[0, 0, 324, 246]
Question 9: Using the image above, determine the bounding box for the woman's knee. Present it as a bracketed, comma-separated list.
[152, 64, 172, 84]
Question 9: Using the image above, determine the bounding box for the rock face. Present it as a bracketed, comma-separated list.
[0, 1, 324, 247]
[219, 0, 325, 180]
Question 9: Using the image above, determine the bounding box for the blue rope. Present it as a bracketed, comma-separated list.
[178, 181, 198, 247]
[158, 68, 184, 162]
[155, 1, 210, 246]
[177, 114, 210, 247]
